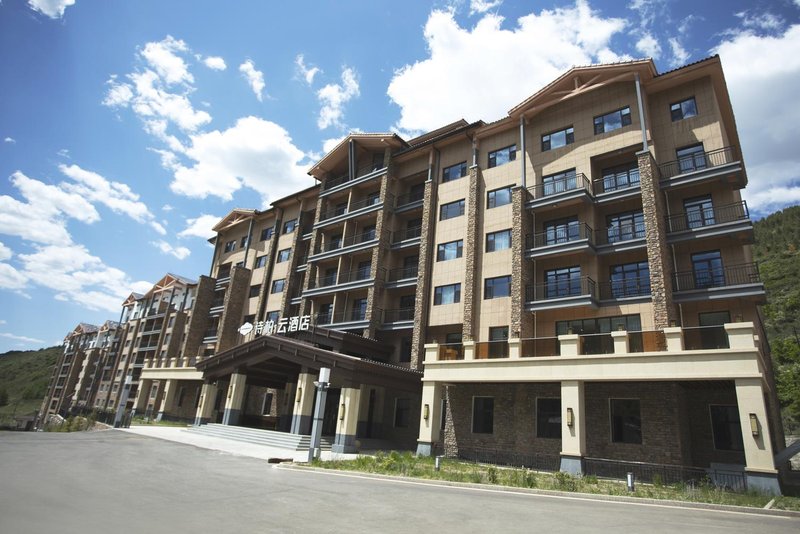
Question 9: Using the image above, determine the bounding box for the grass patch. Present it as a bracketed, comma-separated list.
[309, 452, 800, 511]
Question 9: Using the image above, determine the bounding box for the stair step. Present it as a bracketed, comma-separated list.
[186, 424, 331, 451]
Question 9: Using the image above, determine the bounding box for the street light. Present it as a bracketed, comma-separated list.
[307, 367, 330, 463]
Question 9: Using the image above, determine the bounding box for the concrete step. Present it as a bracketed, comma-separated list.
[186, 424, 331, 451]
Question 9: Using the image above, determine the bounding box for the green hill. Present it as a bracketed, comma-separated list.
[0, 345, 61, 424]
[753, 205, 800, 432]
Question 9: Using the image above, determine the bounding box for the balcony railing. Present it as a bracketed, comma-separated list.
[592, 168, 640, 195]
[318, 194, 383, 222]
[315, 309, 368, 325]
[438, 343, 464, 361]
[383, 308, 415, 323]
[323, 162, 386, 191]
[665, 201, 749, 233]
[683, 325, 730, 350]
[629, 331, 667, 352]
[658, 146, 736, 180]
[526, 276, 596, 301]
[527, 173, 591, 200]
[307, 266, 373, 289]
[672, 262, 761, 292]
[387, 265, 419, 282]
[395, 189, 425, 209]
[392, 226, 422, 244]
[579, 333, 614, 355]
[475, 340, 510, 359]
[526, 223, 594, 249]
[598, 276, 651, 300]
[315, 229, 379, 254]
[595, 222, 646, 246]
[203, 328, 218, 339]
[520, 337, 559, 357]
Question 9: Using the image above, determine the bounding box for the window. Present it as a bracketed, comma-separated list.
[594, 107, 631, 135]
[240, 236, 249, 248]
[698, 311, 731, 349]
[317, 303, 333, 323]
[710, 405, 744, 451]
[488, 326, 509, 358]
[692, 250, 724, 288]
[333, 202, 347, 217]
[684, 195, 715, 229]
[394, 398, 411, 428]
[329, 234, 343, 250]
[235, 261, 244, 268]
[487, 186, 513, 208]
[484, 275, 511, 299]
[544, 266, 582, 298]
[265, 311, 279, 323]
[283, 219, 297, 234]
[434, 283, 461, 305]
[541, 126, 574, 151]
[254, 255, 268, 269]
[399, 337, 412, 363]
[443, 161, 467, 182]
[472, 397, 494, 434]
[610, 261, 650, 298]
[610, 399, 642, 444]
[224, 240, 236, 253]
[440, 199, 465, 221]
[671, 97, 697, 121]
[243, 314, 255, 325]
[488, 145, 516, 168]
[262, 392, 274, 416]
[542, 169, 577, 196]
[601, 163, 640, 193]
[544, 217, 579, 245]
[437, 240, 463, 261]
[351, 298, 367, 321]
[486, 229, 511, 252]
[362, 225, 376, 241]
[537, 398, 561, 439]
[322, 267, 337, 287]
[606, 211, 645, 243]
[249, 284, 260, 298]
[270, 279, 285, 294]
[356, 260, 371, 280]
[676, 144, 706, 173]
[260, 226, 274, 241]
[556, 315, 641, 336]
[276, 248, 291, 262]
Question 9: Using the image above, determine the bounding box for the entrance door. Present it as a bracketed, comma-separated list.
[322, 388, 341, 436]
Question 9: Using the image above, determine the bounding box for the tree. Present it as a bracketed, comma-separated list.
[0, 388, 8, 407]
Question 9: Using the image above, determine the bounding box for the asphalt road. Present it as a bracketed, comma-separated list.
[0, 430, 797, 534]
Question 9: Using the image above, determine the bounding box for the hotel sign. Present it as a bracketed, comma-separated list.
[238, 315, 311, 337]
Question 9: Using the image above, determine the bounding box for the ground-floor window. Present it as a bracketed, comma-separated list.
[610, 398, 642, 444]
[262, 392, 274, 415]
[472, 396, 494, 434]
[536, 398, 561, 438]
[710, 404, 744, 451]
[394, 398, 410, 428]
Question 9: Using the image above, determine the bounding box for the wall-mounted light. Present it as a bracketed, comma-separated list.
[566, 407, 574, 428]
[339, 402, 346, 421]
[749, 413, 759, 437]
[669, 319, 677, 327]
[295, 387, 302, 403]
[423, 404, 430, 421]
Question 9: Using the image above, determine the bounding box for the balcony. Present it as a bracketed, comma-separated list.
[594, 222, 647, 253]
[672, 262, 765, 303]
[321, 162, 387, 196]
[437, 343, 464, 361]
[304, 266, 374, 297]
[395, 189, 425, 212]
[592, 168, 641, 202]
[526, 173, 592, 210]
[390, 226, 422, 248]
[525, 223, 595, 259]
[315, 310, 369, 329]
[315, 194, 385, 228]
[309, 229, 379, 261]
[381, 308, 415, 330]
[525, 276, 597, 311]
[475, 340, 509, 359]
[385, 265, 418, 288]
[598, 276, 651, 301]
[665, 201, 753, 244]
[658, 146, 745, 190]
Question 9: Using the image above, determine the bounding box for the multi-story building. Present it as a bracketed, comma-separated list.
[39, 56, 785, 494]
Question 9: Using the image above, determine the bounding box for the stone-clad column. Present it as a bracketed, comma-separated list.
[364, 152, 393, 339]
[637, 150, 677, 329]
[510, 187, 533, 338]
[462, 164, 481, 342]
[194, 381, 218, 425]
[222, 372, 247, 426]
[156, 379, 177, 421]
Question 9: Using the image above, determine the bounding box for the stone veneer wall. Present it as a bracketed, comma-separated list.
[682, 381, 746, 468]
[461, 165, 481, 341]
[257, 209, 283, 321]
[216, 266, 251, 352]
[510, 187, 534, 338]
[364, 149, 393, 339]
[165, 311, 186, 362]
[637, 150, 677, 329]
[300, 199, 324, 317]
[410, 162, 438, 370]
[279, 207, 307, 317]
[183, 275, 215, 359]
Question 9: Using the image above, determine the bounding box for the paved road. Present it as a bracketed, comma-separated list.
[0, 431, 797, 534]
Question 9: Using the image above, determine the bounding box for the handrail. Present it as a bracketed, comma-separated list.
[598, 276, 651, 299]
[526, 276, 596, 301]
[323, 162, 387, 190]
[526, 222, 594, 249]
[527, 172, 591, 199]
[658, 146, 737, 179]
[392, 226, 422, 243]
[387, 265, 419, 281]
[665, 201, 749, 233]
[672, 262, 760, 292]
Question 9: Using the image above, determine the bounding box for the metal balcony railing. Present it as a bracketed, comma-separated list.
[665, 201, 749, 233]
[395, 189, 425, 209]
[658, 146, 737, 179]
[387, 265, 418, 282]
[595, 222, 646, 246]
[475, 340, 509, 359]
[527, 173, 591, 200]
[592, 168, 640, 194]
[526, 222, 594, 249]
[519, 337, 559, 357]
[323, 162, 387, 191]
[307, 266, 373, 289]
[438, 343, 464, 361]
[392, 226, 422, 243]
[672, 262, 761, 292]
[315, 228, 378, 253]
[315, 309, 369, 325]
[683, 325, 730, 350]
[598, 276, 651, 300]
[318, 194, 384, 222]
[383, 308, 416, 323]
[526, 276, 596, 301]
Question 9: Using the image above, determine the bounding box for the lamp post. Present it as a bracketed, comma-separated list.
[307, 367, 330, 463]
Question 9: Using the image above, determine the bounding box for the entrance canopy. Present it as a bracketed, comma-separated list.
[196, 326, 422, 392]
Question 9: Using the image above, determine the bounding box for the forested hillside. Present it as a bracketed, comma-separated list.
[0, 345, 60, 423]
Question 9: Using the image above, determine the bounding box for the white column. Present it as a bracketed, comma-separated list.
[560, 380, 586, 475]
[415, 381, 443, 456]
[222, 373, 247, 426]
[291, 372, 315, 434]
[332, 386, 362, 453]
[735, 377, 780, 495]
[194, 382, 218, 425]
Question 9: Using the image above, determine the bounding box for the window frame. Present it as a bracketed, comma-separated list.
[223, 240, 236, 253]
[472, 396, 494, 434]
[260, 227, 274, 241]
[433, 283, 461, 305]
[254, 255, 268, 269]
[394, 398, 411, 428]
[709, 404, 744, 452]
[487, 185, 513, 209]
[670, 96, 697, 122]
[609, 398, 642, 444]
[486, 229, 512, 252]
[541, 126, 574, 152]
[439, 199, 465, 221]
[536, 397, 562, 439]
[442, 161, 467, 183]
[276, 248, 291, 263]
[488, 144, 517, 169]
[593, 106, 632, 135]
[283, 219, 297, 234]
[436, 239, 464, 262]
[248, 284, 260, 298]
[484, 275, 512, 300]
[270, 279, 285, 294]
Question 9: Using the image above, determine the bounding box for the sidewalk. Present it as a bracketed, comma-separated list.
[120, 425, 360, 462]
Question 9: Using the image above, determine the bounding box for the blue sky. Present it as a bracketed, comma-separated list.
[1, 0, 799, 352]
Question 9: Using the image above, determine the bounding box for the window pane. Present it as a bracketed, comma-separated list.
[610, 399, 642, 444]
[537, 398, 561, 438]
[472, 397, 494, 434]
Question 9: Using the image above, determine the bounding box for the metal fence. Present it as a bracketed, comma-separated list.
[442, 446, 562, 473]
[584, 457, 747, 491]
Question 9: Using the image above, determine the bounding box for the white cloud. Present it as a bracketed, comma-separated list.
[203, 56, 227, 71]
[735, 11, 785, 33]
[128, 70, 211, 132]
[635, 33, 661, 58]
[667, 37, 689, 67]
[28, 0, 75, 19]
[627, 0, 667, 29]
[0, 332, 44, 344]
[317, 66, 360, 129]
[713, 24, 800, 215]
[178, 214, 222, 239]
[387, 3, 627, 132]
[152, 240, 191, 260]
[470, 0, 502, 15]
[161, 204, 173, 212]
[170, 116, 312, 204]
[239, 59, 266, 101]
[140, 35, 193, 85]
[0, 320, 6, 325]
[322, 136, 347, 155]
[295, 54, 321, 85]
[0, 242, 12, 262]
[57, 148, 70, 159]
[3, 137, 15, 144]
[0, 262, 27, 292]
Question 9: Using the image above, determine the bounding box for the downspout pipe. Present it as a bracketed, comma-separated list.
[634, 72, 648, 152]
[519, 115, 527, 189]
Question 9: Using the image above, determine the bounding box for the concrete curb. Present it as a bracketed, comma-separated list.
[277, 464, 800, 519]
